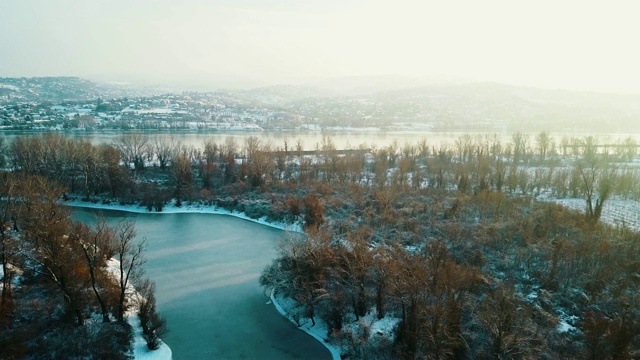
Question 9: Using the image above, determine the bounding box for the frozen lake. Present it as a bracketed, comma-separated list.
[72, 209, 330, 360]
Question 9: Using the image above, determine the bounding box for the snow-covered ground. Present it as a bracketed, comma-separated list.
[270, 290, 341, 360]
[105, 259, 172, 360]
[270, 289, 399, 360]
[129, 315, 172, 360]
[539, 195, 640, 231]
[556, 309, 579, 334]
[0, 231, 161, 359]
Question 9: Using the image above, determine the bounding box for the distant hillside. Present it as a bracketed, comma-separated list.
[0, 77, 157, 104]
[301, 74, 472, 96]
[372, 82, 640, 133]
[237, 84, 336, 105]
[279, 79, 640, 133]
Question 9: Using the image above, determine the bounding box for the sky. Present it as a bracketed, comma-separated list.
[1, 0, 639, 92]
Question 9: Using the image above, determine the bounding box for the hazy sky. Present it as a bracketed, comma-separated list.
[1, 0, 639, 91]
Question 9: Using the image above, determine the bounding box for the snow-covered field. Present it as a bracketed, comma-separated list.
[539, 195, 640, 231]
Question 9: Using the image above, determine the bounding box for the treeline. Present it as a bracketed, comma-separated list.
[1, 132, 639, 223]
[0, 173, 165, 358]
[2, 131, 640, 358]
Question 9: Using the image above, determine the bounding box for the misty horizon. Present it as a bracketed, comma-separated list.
[2, 0, 640, 93]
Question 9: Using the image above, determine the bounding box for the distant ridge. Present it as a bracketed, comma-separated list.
[0, 77, 161, 104]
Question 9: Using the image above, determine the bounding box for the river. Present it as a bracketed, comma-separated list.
[2, 129, 475, 150]
[72, 208, 331, 360]
[2, 129, 635, 151]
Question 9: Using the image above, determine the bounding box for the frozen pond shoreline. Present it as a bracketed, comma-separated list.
[71, 205, 330, 360]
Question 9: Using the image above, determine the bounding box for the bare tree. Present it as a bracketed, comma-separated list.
[201, 140, 218, 189]
[0, 173, 19, 317]
[320, 136, 338, 182]
[576, 158, 617, 223]
[492, 159, 507, 192]
[114, 133, 150, 171]
[221, 137, 238, 184]
[455, 134, 474, 162]
[582, 136, 598, 161]
[372, 245, 393, 320]
[97, 144, 131, 198]
[511, 132, 529, 164]
[303, 195, 325, 232]
[485, 133, 502, 160]
[154, 136, 178, 170]
[71, 219, 116, 323]
[622, 136, 637, 162]
[417, 138, 429, 159]
[0, 136, 8, 169]
[114, 220, 147, 322]
[171, 152, 193, 206]
[137, 278, 168, 350]
[71, 140, 100, 197]
[479, 285, 543, 359]
[242, 140, 275, 187]
[335, 228, 374, 319]
[19, 176, 89, 325]
[536, 131, 553, 163]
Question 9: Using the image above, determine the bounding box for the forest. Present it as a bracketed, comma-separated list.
[0, 148, 166, 357]
[2, 131, 640, 359]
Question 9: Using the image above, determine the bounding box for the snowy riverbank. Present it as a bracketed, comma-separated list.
[65, 200, 303, 233]
[128, 314, 172, 360]
[269, 289, 341, 360]
[105, 259, 172, 360]
[269, 288, 400, 360]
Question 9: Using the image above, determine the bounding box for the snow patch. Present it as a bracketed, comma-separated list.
[0, 83, 19, 91]
[370, 315, 401, 338]
[129, 315, 172, 360]
[557, 320, 577, 333]
[269, 289, 400, 360]
[541, 195, 640, 232]
[556, 310, 579, 334]
[270, 290, 341, 360]
[106, 259, 172, 360]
